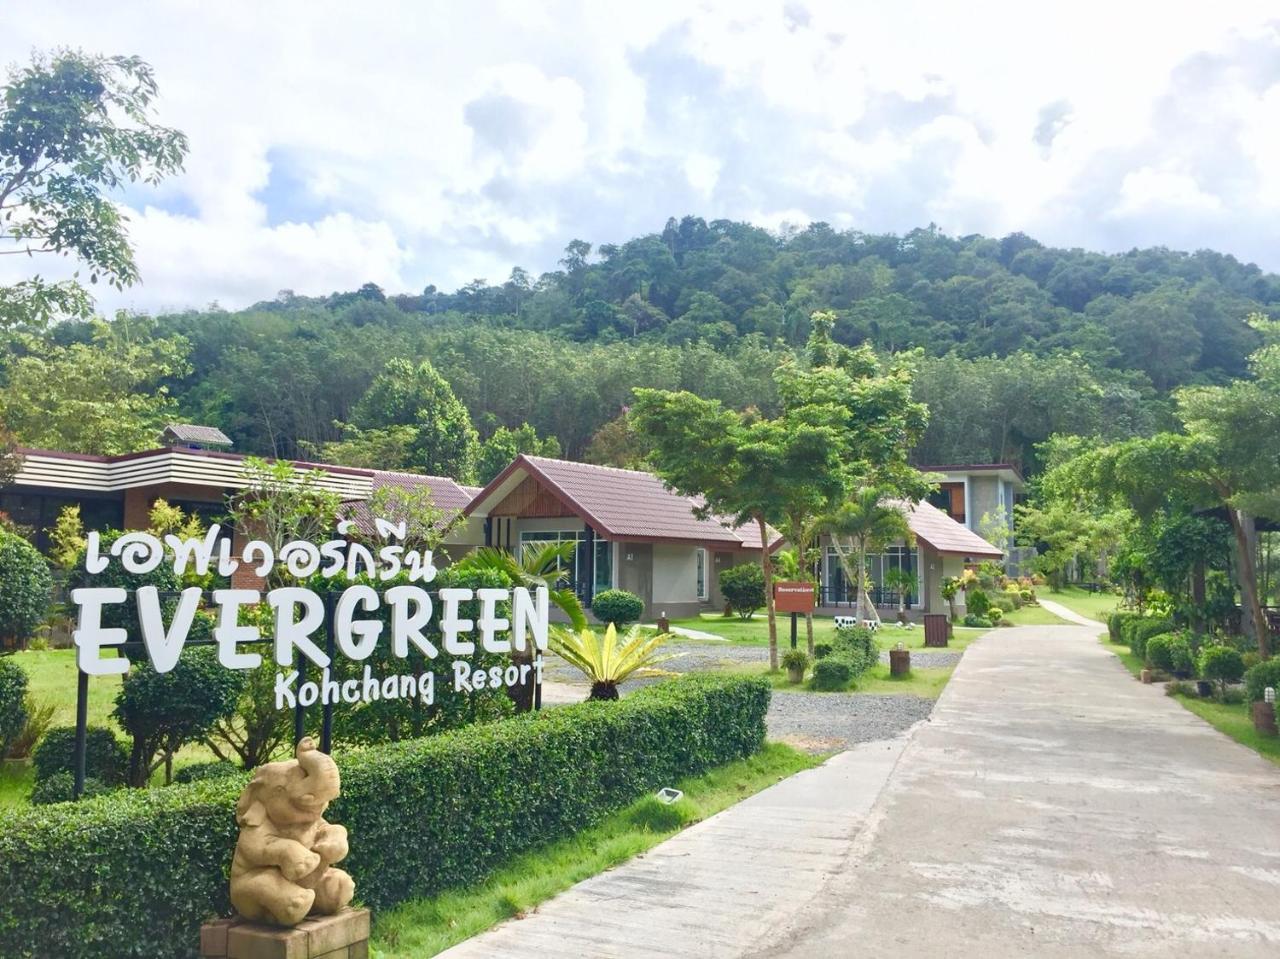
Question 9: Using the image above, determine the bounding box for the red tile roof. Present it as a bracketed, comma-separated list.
[342, 470, 475, 536]
[905, 499, 1004, 558]
[467, 455, 782, 550]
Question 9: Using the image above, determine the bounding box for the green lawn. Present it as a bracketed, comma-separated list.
[13, 647, 122, 729]
[726, 661, 955, 699]
[370, 742, 819, 958]
[671, 614, 985, 653]
[999, 603, 1072, 627]
[4, 648, 221, 809]
[1040, 585, 1121, 622]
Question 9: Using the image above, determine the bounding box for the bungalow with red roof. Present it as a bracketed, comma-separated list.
[463, 455, 780, 619]
[816, 500, 1005, 619]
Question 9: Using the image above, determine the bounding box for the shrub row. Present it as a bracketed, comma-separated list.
[0, 673, 769, 959]
[1112, 615, 1173, 659]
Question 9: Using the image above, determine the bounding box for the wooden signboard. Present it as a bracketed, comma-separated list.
[774, 581, 816, 614]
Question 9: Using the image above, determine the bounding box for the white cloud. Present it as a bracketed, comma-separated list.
[1, 0, 1279, 312]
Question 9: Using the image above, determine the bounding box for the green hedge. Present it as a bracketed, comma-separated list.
[1108, 610, 1141, 643]
[1118, 616, 1172, 659]
[0, 673, 768, 959]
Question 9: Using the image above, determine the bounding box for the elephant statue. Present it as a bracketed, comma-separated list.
[229, 737, 355, 926]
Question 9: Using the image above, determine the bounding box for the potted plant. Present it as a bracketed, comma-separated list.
[781, 649, 809, 685]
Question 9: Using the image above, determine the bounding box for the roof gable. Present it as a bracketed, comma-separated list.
[466, 455, 779, 550]
[905, 500, 1004, 558]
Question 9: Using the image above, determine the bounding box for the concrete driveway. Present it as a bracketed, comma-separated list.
[769, 624, 1280, 958]
[440, 625, 1280, 958]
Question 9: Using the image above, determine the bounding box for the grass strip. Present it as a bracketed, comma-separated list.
[370, 742, 818, 958]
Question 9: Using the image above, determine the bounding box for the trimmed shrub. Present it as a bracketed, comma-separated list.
[988, 607, 1004, 624]
[966, 588, 991, 618]
[0, 529, 53, 649]
[813, 642, 833, 660]
[1108, 610, 1141, 644]
[113, 646, 243, 786]
[0, 656, 28, 758]
[591, 589, 645, 627]
[1198, 645, 1245, 696]
[1244, 658, 1280, 703]
[29, 772, 112, 806]
[32, 726, 129, 786]
[1121, 617, 1172, 659]
[1146, 634, 1194, 678]
[719, 563, 765, 620]
[811, 657, 855, 691]
[0, 673, 768, 959]
[994, 595, 1016, 613]
[963, 614, 993, 628]
[172, 760, 238, 785]
[831, 625, 878, 675]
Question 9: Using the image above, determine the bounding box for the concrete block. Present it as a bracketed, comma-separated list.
[226, 923, 308, 959]
[303, 909, 370, 956]
[200, 918, 239, 957]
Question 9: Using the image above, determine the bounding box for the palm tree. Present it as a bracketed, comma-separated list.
[882, 567, 917, 623]
[823, 487, 911, 625]
[455, 541, 588, 710]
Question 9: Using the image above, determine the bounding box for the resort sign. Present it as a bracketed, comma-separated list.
[70, 521, 550, 710]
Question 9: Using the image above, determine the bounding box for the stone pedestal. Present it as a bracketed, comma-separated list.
[889, 648, 910, 678]
[201, 909, 370, 959]
[1253, 702, 1278, 737]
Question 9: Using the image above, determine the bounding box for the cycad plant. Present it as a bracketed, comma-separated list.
[550, 623, 676, 701]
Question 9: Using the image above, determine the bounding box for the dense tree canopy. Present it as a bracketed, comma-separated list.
[1, 215, 1276, 479]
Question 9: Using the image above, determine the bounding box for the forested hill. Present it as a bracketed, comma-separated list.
[44, 217, 1278, 479]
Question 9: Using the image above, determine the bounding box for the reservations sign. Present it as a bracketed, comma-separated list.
[70, 522, 550, 710]
[773, 581, 816, 614]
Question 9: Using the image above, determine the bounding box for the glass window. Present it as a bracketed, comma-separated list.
[696, 548, 707, 599]
[595, 540, 612, 592]
[519, 530, 609, 592]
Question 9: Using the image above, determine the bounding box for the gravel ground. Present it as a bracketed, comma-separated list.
[766, 692, 935, 752]
[542, 640, 945, 751]
[880, 649, 961, 668]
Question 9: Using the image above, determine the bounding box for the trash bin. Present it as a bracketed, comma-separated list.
[923, 613, 949, 648]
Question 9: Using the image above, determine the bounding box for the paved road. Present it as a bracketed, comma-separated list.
[442, 625, 1280, 958]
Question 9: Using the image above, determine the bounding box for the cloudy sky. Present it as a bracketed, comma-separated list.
[3, 1, 1279, 312]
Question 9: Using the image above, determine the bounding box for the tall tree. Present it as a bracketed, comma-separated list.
[0, 50, 187, 329]
[630, 389, 847, 670]
[323, 357, 479, 481]
[476, 423, 560, 485]
[0, 317, 190, 454]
